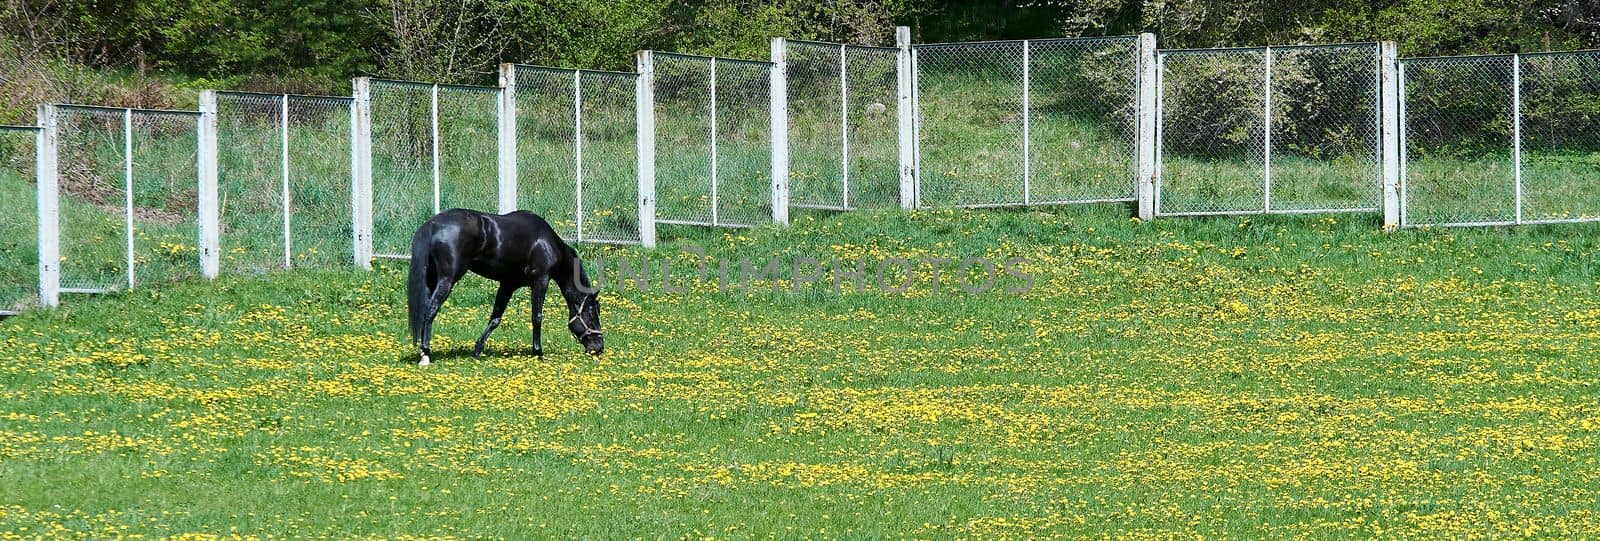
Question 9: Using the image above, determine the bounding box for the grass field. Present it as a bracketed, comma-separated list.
[4, 204, 1600, 538]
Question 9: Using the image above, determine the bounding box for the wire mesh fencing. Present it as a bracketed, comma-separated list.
[914, 41, 1026, 207]
[1157, 49, 1267, 215]
[913, 37, 1140, 208]
[513, 67, 579, 237]
[1030, 37, 1142, 205]
[1270, 45, 1382, 212]
[366, 80, 432, 258]
[1156, 43, 1381, 216]
[51, 106, 200, 294]
[366, 80, 500, 258]
[1519, 51, 1600, 223]
[1401, 51, 1600, 226]
[650, 53, 774, 228]
[1, 127, 39, 313]
[513, 66, 642, 244]
[578, 71, 642, 243]
[215, 92, 354, 273]
[1398, 56, 1517, 226]
[784, 40, 901, 211]
[437, 85, 500, 214]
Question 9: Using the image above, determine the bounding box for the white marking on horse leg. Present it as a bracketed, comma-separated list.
[418, 353, 431, 367]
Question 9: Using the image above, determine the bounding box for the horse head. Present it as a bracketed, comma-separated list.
[568, 293, 603, 355]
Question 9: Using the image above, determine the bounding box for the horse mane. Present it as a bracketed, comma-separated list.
[558, 240, 594, 293]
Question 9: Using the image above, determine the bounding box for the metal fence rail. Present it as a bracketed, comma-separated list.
[1400, 50, 1600, 227]
[211, 92, 355, 273]
[782, 40, 902, 211]
[362, 79, 501, 259]
[510, 65, 643, 244]
[1156, 43, 1382, 216]
[646, 52, 776, 228]
[913, 36, 1141, 209]
[1, 126, 39, 314]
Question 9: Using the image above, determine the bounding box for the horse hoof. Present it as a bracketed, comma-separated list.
[419, 354, 432, 367]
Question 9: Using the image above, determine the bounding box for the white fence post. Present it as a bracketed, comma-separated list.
[35, 105, 60, 308]
[122, 109, 135, 290]
[839, 43, 851, 210]
[574, 69, 585, 242]
[197, 91, 221, 279]
[1262, 47, 1273, 213]
[1135, 33, 1158, 221]
[1022, 39, 1032, 206]
[1512, 53, 1523, 225]
[430, 83, 441, 215]
[351, 77, 374, 269]
[709, 59, 720, 227]
[896, 26, 915, 210]
[771, 38, 791, 225]
[1379, 41, 1401, 229]
[497, 63, 519, 214]
[279, 94, 292, 269]
[636, 51, 658, 248]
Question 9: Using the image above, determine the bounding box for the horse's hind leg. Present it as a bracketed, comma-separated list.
[418, 276, 456, 367]
[474, 282, 518, 359]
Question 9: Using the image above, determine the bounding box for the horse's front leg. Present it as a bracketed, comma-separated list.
[474, 282, 518, 359]
[530, 274, 550, 358]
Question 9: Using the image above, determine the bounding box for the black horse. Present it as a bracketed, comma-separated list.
[407, 209, 603, 366]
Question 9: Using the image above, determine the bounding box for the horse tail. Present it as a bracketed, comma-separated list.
[407, 220, 434, 345]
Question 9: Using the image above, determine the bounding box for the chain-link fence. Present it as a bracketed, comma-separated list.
[367, 80, 500, 258]
[577, 71, 642, 243]
[215, 93, 354, 273]
[784, 40, 901, 211]
[366, 80, 431, 258]
[1520, 51, 1600, 224]
[513, 67, 579, 237]
[913, 37, 1140, 208]
[1398, 56, 1515, 226]
[1156, 43, 1381, 216]
[914, 40, 1025, 207]
[1032, 37, 1142, 205]
[513, 66, 642, 244]
[1400, 51, 1600, 226]
[650, 52, 774, 228]
[1157, 48, 1270, 215]
[1, 126, 38, 314]
[51, 105, 200, 293]
[437, 85, 500, 213]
